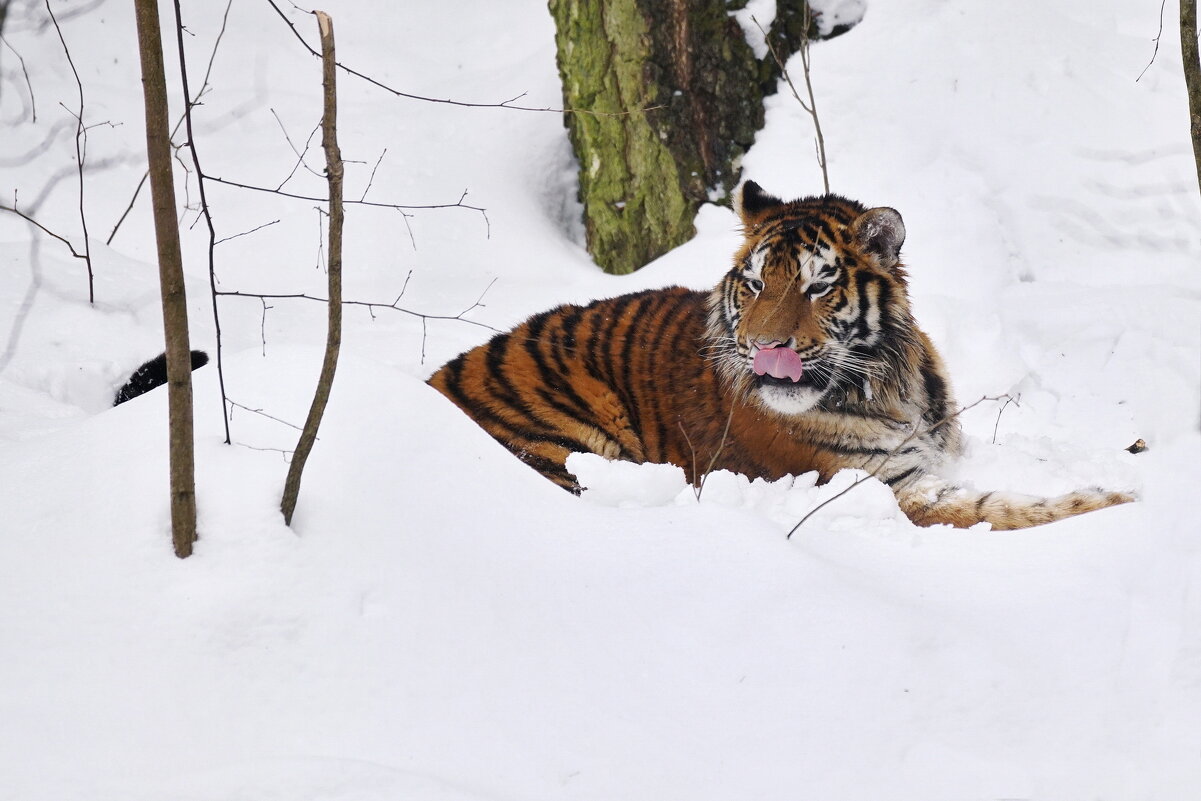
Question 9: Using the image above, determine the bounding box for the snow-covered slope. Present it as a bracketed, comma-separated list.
[1, 1, 1198, 799]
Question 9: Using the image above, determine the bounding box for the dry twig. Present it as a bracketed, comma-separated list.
[1138, 0, 1169, 82]
[45, 0, 94, 301]
[172, 0, 234, 444]
[0, 199, 88, 261]
[1, 31, 38, 122]
[678, 405, 736, 501]
[991, 392, 1020, 444]
[752, 9, 829, 193]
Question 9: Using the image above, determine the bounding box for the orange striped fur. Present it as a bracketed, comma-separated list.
[429, 182, 1132, 529]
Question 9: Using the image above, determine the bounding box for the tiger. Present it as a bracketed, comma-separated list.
[428, 181, 1133, 530]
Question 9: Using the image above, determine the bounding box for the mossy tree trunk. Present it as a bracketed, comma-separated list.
[549, 0, 819, 274]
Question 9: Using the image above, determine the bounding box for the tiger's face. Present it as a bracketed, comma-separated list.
[707, 181, 916, 415]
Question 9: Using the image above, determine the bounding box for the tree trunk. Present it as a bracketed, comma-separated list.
[1183, 0, 1201, 197]
[133, 0, 198, 558]
[549, 0, 819, 274]
[280, 10, 344, 527]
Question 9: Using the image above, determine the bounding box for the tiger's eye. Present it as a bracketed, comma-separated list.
[747, 278, 764, 293]
[808, 281, 831, 297]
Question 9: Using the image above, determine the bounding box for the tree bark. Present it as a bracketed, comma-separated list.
[549, 0, 819, 274]
[1183, 0, 1201, 197]
[133, 0, 198, 558]
[281, 10, 343, 527]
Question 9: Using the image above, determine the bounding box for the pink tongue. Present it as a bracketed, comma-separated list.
[753, 347, 804, 382]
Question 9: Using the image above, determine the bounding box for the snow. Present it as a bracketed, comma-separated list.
[730, 0, 779, 60]
[1, 0, 1199, 799]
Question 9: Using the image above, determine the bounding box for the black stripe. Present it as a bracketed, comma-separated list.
[557, 305, 586, 365]
[523, 310, 599, 426]
[851, 271, 880, 342]
[582, 302, 610, 383]
[510, 449, 578, 490]
[439, 336, 591, 459]
[483, 333, 552, 427]
[614, 295, 652, 436]
[812, 440, 921, 458]
[800, 217, 837, 244]
[884, 466, 920, 487]
[920, 354, 950, 426]
[438, 356, 550, 446]
[650, 292, 702, 461]
[592, 294, 639, 386]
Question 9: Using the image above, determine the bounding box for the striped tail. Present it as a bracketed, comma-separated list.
[896, 478, 1134, 530]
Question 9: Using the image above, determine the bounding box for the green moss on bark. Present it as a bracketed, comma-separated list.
[550, 0, 818, 274]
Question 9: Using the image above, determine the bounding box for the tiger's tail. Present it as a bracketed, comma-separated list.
[896, 478, 1134, 530]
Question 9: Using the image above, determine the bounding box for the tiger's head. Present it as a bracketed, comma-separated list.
[706, 181, 922, 416]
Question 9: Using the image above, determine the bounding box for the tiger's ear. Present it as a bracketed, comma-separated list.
[851, 207, 906, 271]
[733, 180, 784, 225]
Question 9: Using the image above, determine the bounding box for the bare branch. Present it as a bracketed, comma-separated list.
[227, 398, 305, 432]
[991, 392, 1020, 444]
[173, 0, 236, 444]
[214, 218, 281, 245]
[214, 285, 501, 334]
[45, 0, 94, 302]
[108, 0, 235, 246]
[1137, 0, 1169, 82]
[262, 0, 663, 118]
[0, 201, 88, 260]
[204, 172, 486, 212]
[753, 10, 829, 194]
[204, 172, 491, 236]
[360, 147, 386, 202]
[270, 108, 324, 188]
[1, 32, 37, 122]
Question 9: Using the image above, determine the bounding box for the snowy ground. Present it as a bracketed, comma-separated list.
[1, 1, 1199, 799]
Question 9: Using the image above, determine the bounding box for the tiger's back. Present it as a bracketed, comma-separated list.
[429, 182, 1133, 530]
[429, 286, 723, 491]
